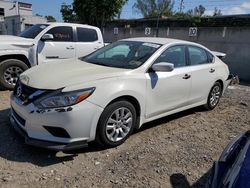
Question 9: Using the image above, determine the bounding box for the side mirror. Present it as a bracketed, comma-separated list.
[151, 62, 174, 72]
[41, 34, 54, 41]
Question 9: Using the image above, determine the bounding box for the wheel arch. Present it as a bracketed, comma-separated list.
[0, 54, 31, 68]
[215, 79, 224, 92]
[104, 95, 142, 129]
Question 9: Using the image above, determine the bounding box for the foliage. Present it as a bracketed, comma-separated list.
[61, 0, 128, 27]
[133, 0, 174, 18]
[60, 3, 77, 23]
[45, 15, 56, 22]
[213, 7, 222, 17]
[186, 5, 206, 17]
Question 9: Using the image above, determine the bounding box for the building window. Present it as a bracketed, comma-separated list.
[0, 8, 4, 16]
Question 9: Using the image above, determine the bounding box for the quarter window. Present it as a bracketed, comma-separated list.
[188, 46, 208, 65]
[207, 52, 214, 63]
[154, 46, 186, 68]
[77, 28, 98, 42]
[46, 26, 73, 42]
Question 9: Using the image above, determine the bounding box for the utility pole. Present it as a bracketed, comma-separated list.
[179, 0, 184, 13]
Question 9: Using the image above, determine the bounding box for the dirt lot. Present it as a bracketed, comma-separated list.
[0, 85, 249, 188]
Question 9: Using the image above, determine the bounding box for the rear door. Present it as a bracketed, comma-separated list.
[75, 27, 104, 57]
[38, 26, 76, 63]
[145, 45, 192, 119]
[187, 45, 216, 104]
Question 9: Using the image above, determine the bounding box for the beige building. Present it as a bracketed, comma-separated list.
[0, 0, 47, 35]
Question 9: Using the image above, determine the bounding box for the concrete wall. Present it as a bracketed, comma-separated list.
[4, 15, 47, 35]
[0, 0, 32, 17]
[103, 26, 250, 83]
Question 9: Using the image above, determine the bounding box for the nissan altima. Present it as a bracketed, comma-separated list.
[10, 37, 232, 150]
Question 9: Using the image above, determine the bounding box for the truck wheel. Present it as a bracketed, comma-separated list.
[0, 59, 29, 90]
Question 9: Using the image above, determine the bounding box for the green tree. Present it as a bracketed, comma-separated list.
[60, 3, 77, 23]
[213, 7, 222, 16]
[61, 0, 127, 27]
[45, 15, 56, 22]
[194, 5, 206, 17]
[133, 0, 174, 18]
[186, 5, 206, 17]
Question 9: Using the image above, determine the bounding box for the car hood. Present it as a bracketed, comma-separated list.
[21, 59, 130, 90]
[0, 35, 34, 49]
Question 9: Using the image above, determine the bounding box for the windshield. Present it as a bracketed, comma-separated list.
[82, 41, 161, 69]
[19, 24, 49, 39]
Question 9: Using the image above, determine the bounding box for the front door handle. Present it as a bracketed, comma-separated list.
[183, 74, 191, 79]
[209, 68, 215, 73]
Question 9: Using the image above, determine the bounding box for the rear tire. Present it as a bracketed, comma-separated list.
[95, 100, 136, 148]
[0, 59, 28, 90]
[204, 82, 222, 110]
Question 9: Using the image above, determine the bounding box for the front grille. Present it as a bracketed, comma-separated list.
[12, 108, 26, 126]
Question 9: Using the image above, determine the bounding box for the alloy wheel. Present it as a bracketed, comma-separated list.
[105, 107, 133, 142]
[209, 85, 221, 107]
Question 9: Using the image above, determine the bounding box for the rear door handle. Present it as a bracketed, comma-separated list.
[66, 46, 75, 50]
[183, 74, 191, 79]
[209, 68, 215, 73]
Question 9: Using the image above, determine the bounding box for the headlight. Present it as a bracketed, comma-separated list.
[34, 87, 95, 109]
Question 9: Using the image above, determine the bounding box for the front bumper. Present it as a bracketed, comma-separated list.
[10, 94, 103, 151]
[10, 115, 88, 151]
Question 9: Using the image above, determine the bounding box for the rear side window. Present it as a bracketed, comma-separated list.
[46, 26, 73, 42]
[154, 45, 186, 68]
[207, 52, 214, 63]
[77, 28, 98, 42]
[188, 46, 208, 65]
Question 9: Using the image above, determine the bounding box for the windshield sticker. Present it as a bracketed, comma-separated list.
[142, 43, 160, 48]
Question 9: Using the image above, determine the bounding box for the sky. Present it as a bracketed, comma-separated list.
[22, 0, 250, 22]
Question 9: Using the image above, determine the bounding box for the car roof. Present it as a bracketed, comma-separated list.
[121, 37, 199, 46]
[46, 22, 99, 30]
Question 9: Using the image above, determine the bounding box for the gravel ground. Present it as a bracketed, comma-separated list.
[0, 85, 249, 188]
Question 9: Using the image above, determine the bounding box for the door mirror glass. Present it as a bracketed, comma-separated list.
[41, 34, 54, 41]
[152, 62, 174, 72]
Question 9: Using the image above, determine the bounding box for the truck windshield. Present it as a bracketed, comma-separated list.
[82, 41, 161, 69]
[19, 24, 49, 39]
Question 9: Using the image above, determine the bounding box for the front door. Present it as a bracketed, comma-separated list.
[38, 26, 76, 63]
[145, 45, 191, 119]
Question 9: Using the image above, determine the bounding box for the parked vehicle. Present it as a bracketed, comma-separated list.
[209, 130, 250, 188]
[10, 37, 232, 150]
[0, 23, 104, 90]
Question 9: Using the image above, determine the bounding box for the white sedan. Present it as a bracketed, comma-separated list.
[10, 37, 232, 150]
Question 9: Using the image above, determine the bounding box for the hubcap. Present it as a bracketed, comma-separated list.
[3, 66, 23, 86]
[105, 107, 133, 142]
[210, 85, 221, 107]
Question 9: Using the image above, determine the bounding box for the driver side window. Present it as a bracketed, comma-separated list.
[46, 26, 73, 42]
[154, 46, 186, 68]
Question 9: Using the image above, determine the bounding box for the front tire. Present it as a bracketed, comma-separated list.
[0, 59, 28, 90]
[204, 82, 222, 110]
[95, 100, 137, 147]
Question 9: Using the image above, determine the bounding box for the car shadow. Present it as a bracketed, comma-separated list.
[170, 168, 211, 188]
[0, 106, 206, 167]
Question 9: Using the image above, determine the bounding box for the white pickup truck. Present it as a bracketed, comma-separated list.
[0, 23, 104, 89]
